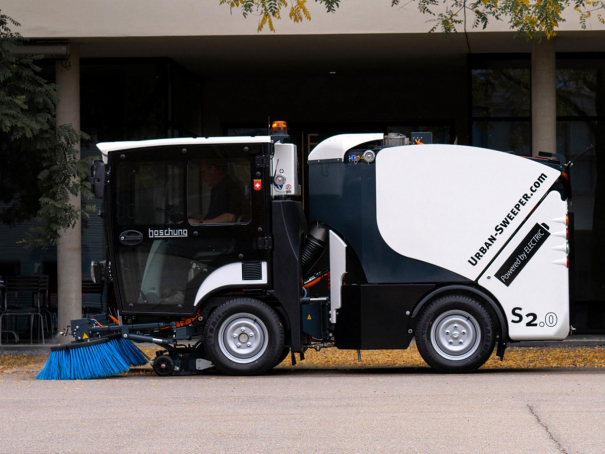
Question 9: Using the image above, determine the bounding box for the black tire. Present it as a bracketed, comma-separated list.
[153, 355, 175, 376]
[204, 298, 285, 375]
[415, 295, 496, 373]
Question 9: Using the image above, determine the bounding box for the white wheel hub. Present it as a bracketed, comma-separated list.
[430, 310, 482, 361]
[218, 313, 269, 364]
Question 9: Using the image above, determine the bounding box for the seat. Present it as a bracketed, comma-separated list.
[37, 275, 55, 334]
[0, 279, 18, 344]
[0, 276, 46, 345]
[82, 281, 105, 317]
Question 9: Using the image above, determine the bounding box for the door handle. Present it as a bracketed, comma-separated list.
[119, 230, 144, 246]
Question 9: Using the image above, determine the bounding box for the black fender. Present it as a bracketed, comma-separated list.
[409, 285, 509, 351]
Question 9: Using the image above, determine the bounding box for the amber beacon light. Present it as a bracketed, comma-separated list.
[271, 121, 288, 133]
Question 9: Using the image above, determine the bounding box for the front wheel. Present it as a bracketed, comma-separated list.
[415, 295, 496, 373]
[204, 298, 285, 375]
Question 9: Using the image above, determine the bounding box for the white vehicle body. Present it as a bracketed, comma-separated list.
[375, 145, 567, 340]
[310, 134, 570, 344]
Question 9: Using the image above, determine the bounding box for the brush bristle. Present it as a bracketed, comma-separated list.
[115, 338, 149, 367]
[36, 339, 130, 380]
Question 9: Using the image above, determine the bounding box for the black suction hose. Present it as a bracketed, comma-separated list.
[301, 224, 329, 275]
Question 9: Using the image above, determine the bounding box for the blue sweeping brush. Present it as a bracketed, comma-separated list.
[36, 337, 130, 380]
[115, 337, 149, 367]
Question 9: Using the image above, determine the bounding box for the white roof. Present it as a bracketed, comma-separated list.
[96, 136, 272, 162]
[308, 133, 384, 162]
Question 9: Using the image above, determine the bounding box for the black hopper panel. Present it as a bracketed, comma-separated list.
[335, 286, 362, 349]
[335, 284, 435, 350]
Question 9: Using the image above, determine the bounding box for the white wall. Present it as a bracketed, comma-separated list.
[4, 0, 605, 39]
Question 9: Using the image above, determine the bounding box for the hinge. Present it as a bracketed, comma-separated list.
[255, 155, 271, 168]
[257, 236, 273, 250]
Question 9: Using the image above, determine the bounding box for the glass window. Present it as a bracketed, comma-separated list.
[387, 125, 451, 144]
[471, 57, 531, 156]
[555, 56, 605, 118]
[117, 239, 202, 313]
[171, 65, 202, 137]
[471, 120, 531, 156]
[81, 62, 169, 142]
[556, 120, 603, 304]
[227, 127, 268, 137]
[472, 68, 531, 118]
[557, 68, 598, 117]
[556, 120, 597, 199]
[115, 161, 185, 226]
[187, 158, 252, 225]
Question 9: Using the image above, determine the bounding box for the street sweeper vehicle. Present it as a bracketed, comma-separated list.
[37, 122, 573, 380]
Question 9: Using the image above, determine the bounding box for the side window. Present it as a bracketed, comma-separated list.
[116, 161, 185, 225]
[187, 158, 251, 225]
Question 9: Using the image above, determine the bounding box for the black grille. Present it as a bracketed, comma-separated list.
[242, 262, 262, 281]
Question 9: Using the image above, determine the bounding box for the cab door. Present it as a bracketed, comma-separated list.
[108, 142, 271, 316]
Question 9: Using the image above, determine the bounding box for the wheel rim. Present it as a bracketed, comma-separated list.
[154, 356, 174, 376]
[218, 313, 269, 364]
[430, 310, 482, 361]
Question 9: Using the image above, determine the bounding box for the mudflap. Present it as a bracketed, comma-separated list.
[496, 338, 507, 361]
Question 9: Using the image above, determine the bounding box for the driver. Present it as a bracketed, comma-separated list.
[189, 160, 243, 225]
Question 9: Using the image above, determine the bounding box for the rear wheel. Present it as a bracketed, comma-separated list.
[204, 298, 285, 375]
[415, 295, 496, 373]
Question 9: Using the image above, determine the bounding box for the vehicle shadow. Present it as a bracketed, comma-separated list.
[270, 366, 605, 376]
[116, 364, 605, 380]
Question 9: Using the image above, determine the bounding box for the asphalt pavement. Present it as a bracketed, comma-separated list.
[1, 367, 604, 454]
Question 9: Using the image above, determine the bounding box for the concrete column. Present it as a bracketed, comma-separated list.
[56, 43, 81, 342]
[531, 38, 557, 156]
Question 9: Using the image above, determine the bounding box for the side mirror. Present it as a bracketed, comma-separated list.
[90, 160, 105, 199]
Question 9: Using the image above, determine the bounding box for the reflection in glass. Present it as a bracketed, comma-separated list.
[556, 119, 605, 305]
[472, 68, 530, 118]
[471, 121, 531, 156]
[115, 161, 185, 226]
[227, 127, 268, 137]
[555, 63, 605, 311]
[118, 241, 202, 313]
[387, 125, 451, 144]
[556, 69, 598, 117]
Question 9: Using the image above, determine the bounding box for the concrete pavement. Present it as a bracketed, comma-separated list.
[1, 367, 604, 454]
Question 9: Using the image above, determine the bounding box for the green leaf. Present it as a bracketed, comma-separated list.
[0, 13, 96, 248]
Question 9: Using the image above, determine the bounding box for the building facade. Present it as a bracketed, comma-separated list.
[3, 1, 605, 332]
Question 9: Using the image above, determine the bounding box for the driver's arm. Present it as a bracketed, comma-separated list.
[188, 213, 203, 225]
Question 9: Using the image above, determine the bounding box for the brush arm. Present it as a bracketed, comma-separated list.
[91, 322, 173, 333]
[122, 333, 171, 345]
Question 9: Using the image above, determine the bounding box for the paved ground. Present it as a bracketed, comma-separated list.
[1, 367, 604, 454]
